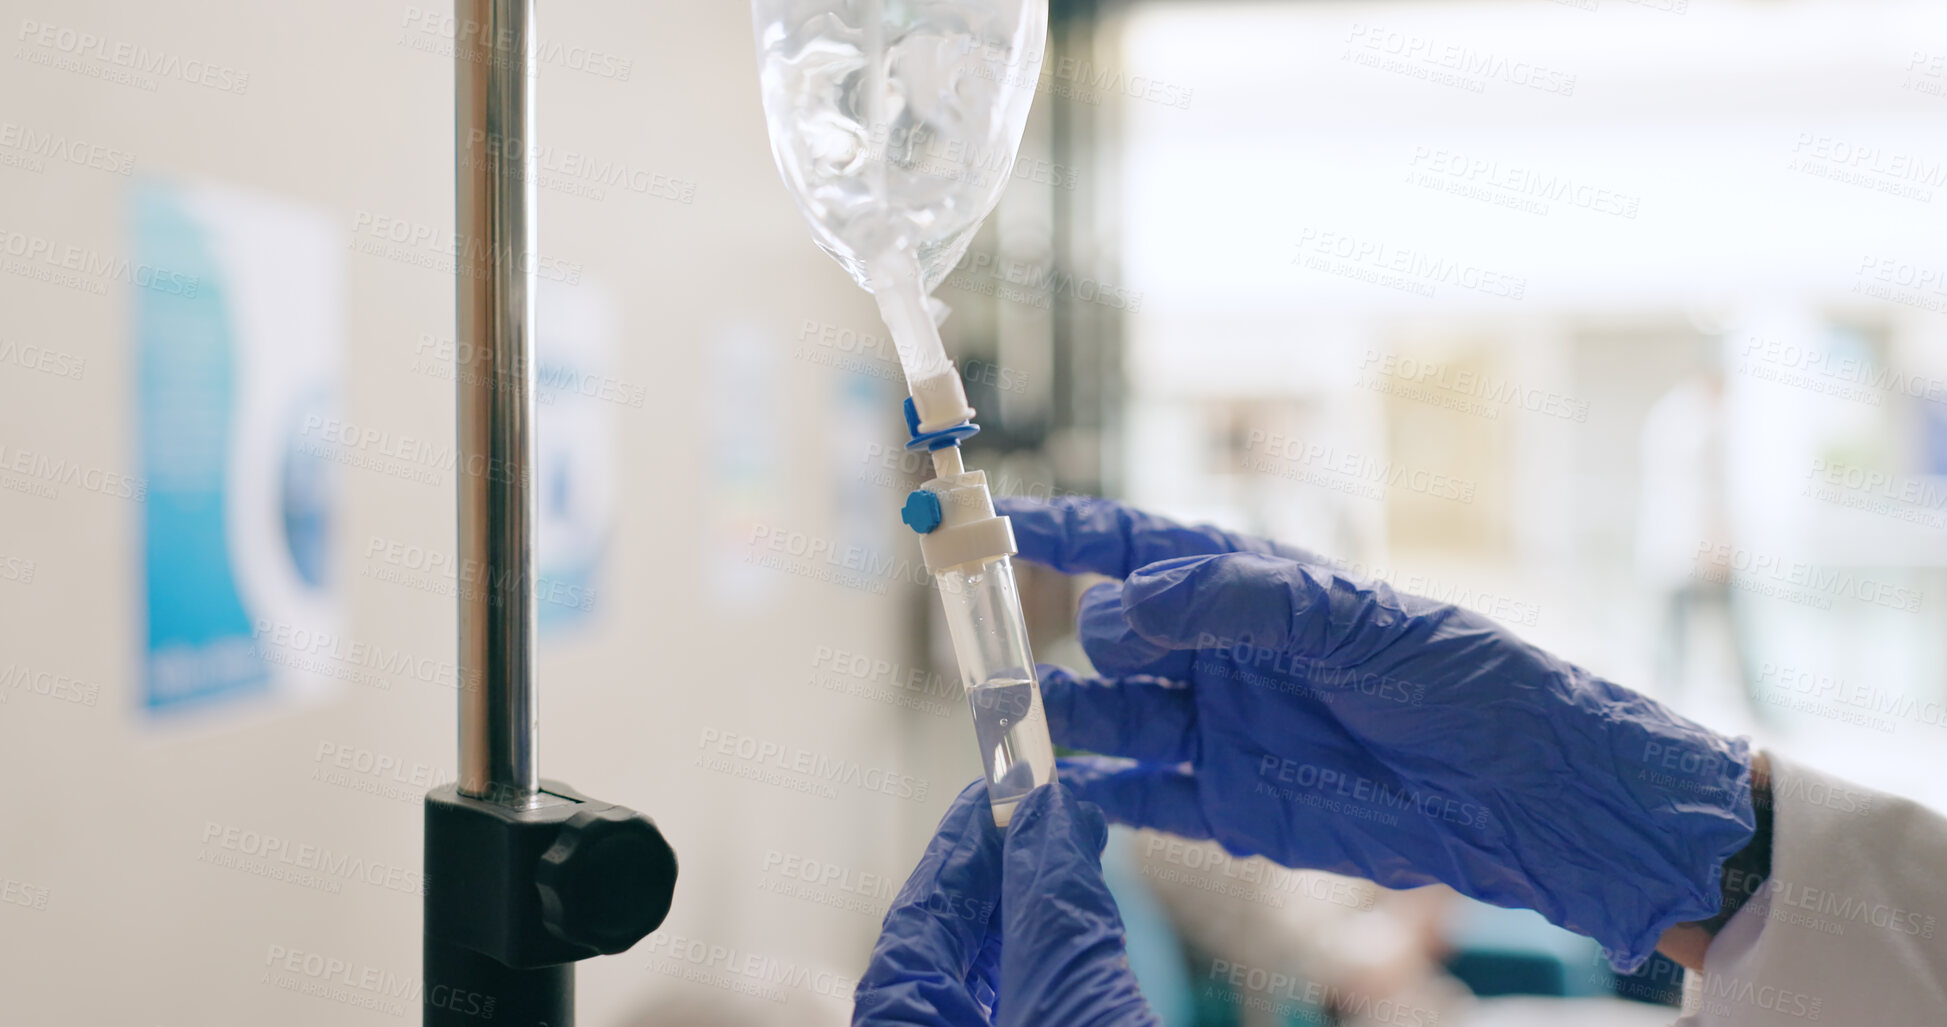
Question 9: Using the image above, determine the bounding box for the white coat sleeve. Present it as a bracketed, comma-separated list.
[1671, 752, 1947, 1025]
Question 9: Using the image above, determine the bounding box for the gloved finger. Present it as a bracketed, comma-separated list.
[966, 932, 1001, 1014]
[1038, 664, 1198, 764]
[1055, 756, 1215, 843]
[853, 780, 1003, 1027]
[1077, 581, 1194, 680]
[995, 783, 1158, 1027]
[1123, 550, 1426, 664]
[997, 495, 1303, 578]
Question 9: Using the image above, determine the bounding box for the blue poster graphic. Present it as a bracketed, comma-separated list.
[131, 180, 342, 716]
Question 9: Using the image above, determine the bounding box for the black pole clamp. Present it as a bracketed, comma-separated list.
[423, 781, 678, 1025]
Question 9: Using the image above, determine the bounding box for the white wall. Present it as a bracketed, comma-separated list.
[0, 2, 974, 1023]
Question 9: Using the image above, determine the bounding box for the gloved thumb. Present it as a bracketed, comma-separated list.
[996, 784, 1157, 1027]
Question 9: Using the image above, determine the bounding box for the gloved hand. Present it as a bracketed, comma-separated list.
[853, 778, 1158, 1027]
[998, 495, 1755, 972]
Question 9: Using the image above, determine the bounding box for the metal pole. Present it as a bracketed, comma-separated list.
[429, 9, 674, 1022]
[455, 0, 539, 806]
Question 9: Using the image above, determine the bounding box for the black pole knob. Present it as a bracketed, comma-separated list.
[534, 806, 679, 955]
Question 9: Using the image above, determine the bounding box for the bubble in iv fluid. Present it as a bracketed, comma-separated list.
[968, 677, 1052, 820]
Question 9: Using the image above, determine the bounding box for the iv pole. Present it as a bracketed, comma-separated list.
[424, 2, 677, 1023]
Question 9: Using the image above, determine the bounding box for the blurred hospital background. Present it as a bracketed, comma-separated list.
[4, 0, 1946, 1024]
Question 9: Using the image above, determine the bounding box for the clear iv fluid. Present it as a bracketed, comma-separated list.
[938, 554, 1055, 825]
[752, 0, 1045, 292]
[968, 677, 1054, 819]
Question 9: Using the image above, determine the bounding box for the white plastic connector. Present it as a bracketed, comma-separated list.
[909, 370, 975, 435]
[916, 469, 1017, 575]
[868, 254, 976, 433]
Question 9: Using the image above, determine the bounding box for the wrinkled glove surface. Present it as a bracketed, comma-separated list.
[1001, 495, 1754, 972]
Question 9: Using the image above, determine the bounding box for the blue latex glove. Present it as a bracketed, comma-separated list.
[998, 495, 1755, 972]
[853, 778, 1159, 1027]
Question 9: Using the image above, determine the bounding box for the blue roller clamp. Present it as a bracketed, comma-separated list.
[902, 396, 980, 451]
[899, 395, 979, 533]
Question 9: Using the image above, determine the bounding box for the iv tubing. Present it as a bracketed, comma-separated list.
[868, 252, 970, 436]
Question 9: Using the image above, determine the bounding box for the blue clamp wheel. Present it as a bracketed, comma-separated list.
[902, 397, 980, 452]
[900, 489, 943, 534]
